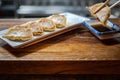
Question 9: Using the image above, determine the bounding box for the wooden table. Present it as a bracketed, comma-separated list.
[0, 18, 120, 74]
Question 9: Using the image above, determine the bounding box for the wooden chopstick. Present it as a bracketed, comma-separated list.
[110, 0, 120, 8]
[94, 0, 110, 14]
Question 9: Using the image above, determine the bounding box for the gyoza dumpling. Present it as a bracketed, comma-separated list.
[88, 3, 105, 17]
[2, 26, 33, 41]
[96, 6, 110, 25]
[88, 3, 110, 25]
[22, 21, 44, 36]
[37, 18, 56, 32]
[48, 14, 66, 28]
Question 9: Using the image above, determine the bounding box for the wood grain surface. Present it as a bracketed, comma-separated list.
[0, 18, 120, 74]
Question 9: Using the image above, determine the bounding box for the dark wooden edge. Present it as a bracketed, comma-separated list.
[0, 60, 120, 74]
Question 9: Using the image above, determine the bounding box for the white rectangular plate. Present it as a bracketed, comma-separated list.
[0, 12, 89, 48]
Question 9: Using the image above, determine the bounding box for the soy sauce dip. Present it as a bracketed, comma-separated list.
[91, 24, 112, 32]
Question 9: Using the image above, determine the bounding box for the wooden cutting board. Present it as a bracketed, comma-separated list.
[0, 18, 120, 74]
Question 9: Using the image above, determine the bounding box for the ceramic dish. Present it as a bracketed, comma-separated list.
[0, 12, 89, 48]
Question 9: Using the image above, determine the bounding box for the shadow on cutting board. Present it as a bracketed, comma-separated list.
[1, 28, 86, 57]
[1, 27, 120, 58]
[101, 37, 120, 45]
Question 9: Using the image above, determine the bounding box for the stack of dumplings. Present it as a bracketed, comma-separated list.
[3, 14, 66, 41]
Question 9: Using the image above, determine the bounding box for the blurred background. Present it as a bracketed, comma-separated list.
[0, 0, 119, 18]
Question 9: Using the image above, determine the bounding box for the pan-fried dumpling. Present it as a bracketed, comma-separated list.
[96, 6, 110, 24]
[3, 26, 33, 41]
[88, 3, 110, 25]
[48, 14, 66, 28]
[22, 21, 44, 36]
[88, 3, 105, 17]
[37, 18, 56, 32]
